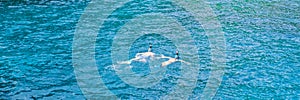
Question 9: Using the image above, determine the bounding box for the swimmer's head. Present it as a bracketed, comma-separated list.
[149, 43, 152, 48]
[148, 43, 152, 52]
[175, 51, 179, 59]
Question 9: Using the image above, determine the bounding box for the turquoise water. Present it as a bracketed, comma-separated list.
[1, 0, 300, 99]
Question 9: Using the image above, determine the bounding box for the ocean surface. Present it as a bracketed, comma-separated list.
[1, 0, 299, 99]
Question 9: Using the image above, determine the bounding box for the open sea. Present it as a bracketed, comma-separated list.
[1, 0, 299, 99]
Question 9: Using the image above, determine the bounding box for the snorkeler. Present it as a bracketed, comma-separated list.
[136, 43, 155, 61]
[118, 43, 156, 64]
[160, 51, 190, 67]
[175, 50, 179, 59]
[148, 43, 152, 52]
[161, 51, 179, 67]
[117, 44, 190, 67]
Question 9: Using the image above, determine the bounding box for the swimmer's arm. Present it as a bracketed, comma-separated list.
[135, 53, 143, 57]
[156, 54, 172, 59]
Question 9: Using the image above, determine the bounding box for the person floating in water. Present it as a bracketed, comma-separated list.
[161, 51, 179, 67]
[117, 44, 190, 67]
[160, 51, 190, 67]
[134, 43, 156, 62]
[148, 43, 152, 52]
[118, 43, 156, 64]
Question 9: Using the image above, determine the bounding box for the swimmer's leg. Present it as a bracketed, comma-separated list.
[117, 58, 138, 65]
[178, 60, 191, 65]
[155, 54, 172, 59]
[160, 61, 169, 67]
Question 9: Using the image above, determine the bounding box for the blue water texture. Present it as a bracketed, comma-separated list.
[1, 0, 299, 99]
